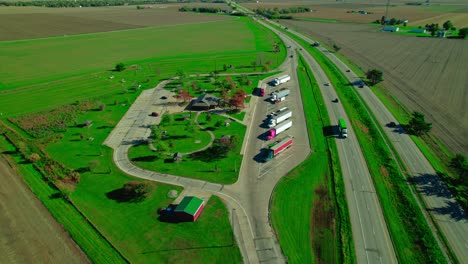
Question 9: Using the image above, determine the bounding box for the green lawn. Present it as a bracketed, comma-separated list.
[72, 170, 241, 263]
[279, 26, 446, 263]
[41, 95, 242, 262]
[129, 113, 246, 184]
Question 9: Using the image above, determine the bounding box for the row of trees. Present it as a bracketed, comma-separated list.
[253, 6, 310, 19]
[179, 6, 225, 13]
[0, 0, 164, 8]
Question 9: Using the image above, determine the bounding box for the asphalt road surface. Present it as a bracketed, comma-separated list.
[319, 44, 468, 263]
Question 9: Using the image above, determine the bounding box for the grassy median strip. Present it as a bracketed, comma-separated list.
[284, 33, 446, 262]
[271, 53, 355, 264]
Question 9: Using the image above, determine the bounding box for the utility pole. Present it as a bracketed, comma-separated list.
[384, 0, 390, 25]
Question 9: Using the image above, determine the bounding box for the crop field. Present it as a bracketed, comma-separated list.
[244, 1, 468, 26]
[0, 154, 89, 264]
[281, 19, 468, 155]
[0, 3, 233, 41]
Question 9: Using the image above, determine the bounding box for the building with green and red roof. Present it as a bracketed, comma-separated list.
[174, 196, 205, 222]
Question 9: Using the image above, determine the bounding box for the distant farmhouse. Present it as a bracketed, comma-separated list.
[410, 29, 426, 33]
[383, 26, 399, 32]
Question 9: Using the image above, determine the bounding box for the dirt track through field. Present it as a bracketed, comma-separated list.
[282, 20, 468, 155]
[0, 156, 89, 264]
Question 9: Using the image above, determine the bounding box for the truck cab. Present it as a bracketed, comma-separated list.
[260, 88, 265, 97]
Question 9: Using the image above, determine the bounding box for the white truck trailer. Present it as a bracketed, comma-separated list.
[270, 89, 290, 103]
[266, 120, 292, 140]
[268, 109, 292, 127]
[272, 75, 291, 86]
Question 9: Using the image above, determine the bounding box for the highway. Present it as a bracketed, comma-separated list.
[257, 20, 398, 263]
[281, 23, 468, 263]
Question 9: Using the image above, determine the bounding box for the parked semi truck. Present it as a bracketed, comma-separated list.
[263, 135, 293, 162]
[266, 120, 292, 140]
[339, 118, 348, 138]
[270, 89, 290, 103]
[272, 75, 291, 86]
[268, 109, 292, 127]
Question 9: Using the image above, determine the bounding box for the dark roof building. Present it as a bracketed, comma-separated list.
[174, 196, 205, 222]
[191, 94, 219, 111]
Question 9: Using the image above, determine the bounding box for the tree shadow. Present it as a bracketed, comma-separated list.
[427, 200, 467, 221]
[164, 135, 188, 140]
[49, 192, 63, 199]
[75, 167, 90, 173]
[1, 150, 17, 155]
[106, 188, 145, 203]
[191, 146, 226, 162]
[131, 156, 158, 162]
[412, 173, 453, 199]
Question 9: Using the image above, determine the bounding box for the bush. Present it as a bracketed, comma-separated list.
[115, 62, 126, 72]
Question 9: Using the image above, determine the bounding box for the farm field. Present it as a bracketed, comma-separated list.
[0, 155, 89, 264]
[281, 19, 468, 155]
[0, 3, 233, 41]
[0, 18, 256, 90]
[244, 1, 468, 26]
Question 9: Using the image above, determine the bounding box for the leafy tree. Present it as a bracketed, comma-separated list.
[88, 160, 100, 172]
[115, 62, 125, 72]
[28, 153, 41, 163]
[442, 20, 454, 30]
[176, 69, 187, 84]
[123, 181, 153, 201]
[230, 89, 246, 109]
[333, 43, 341, 52]
[407, 111, 432, 136]
[380, 15, 386, 25]
[205, 112, 212, 122]
[251, 61, 257, 71]
[178, 89, 191, 102]
[450, 154, 467, 183]
[459, 28, 468, 38]
[366, 69, 383, 85]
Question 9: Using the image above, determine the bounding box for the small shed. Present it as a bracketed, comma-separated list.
[174, 196, 205, 222]
[173, 152, 182, 162]
[191, 94, 219, 111]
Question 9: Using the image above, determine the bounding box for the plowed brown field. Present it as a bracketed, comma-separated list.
[244, 1, 468, 26]
[0, 3, 232, 41]
[282, 20, 468, 155]
[0, 156, 89, 263]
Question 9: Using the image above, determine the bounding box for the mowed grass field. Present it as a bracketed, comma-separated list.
[0, 18, 253, 89]
[0, 17, 285, 116]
